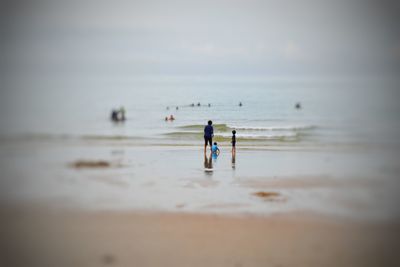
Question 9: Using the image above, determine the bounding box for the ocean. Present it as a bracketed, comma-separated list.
[0, 75, 399, 219]
[2, 75, 400, 147]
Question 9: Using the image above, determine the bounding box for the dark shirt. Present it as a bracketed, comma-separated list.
[204, 125, 214, 138]
[232, 134, 236, 143]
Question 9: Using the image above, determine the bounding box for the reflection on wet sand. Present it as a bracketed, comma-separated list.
[204, 152, 213, 174]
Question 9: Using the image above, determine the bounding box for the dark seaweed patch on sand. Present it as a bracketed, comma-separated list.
[101, 253, 116, 265]
[252, 191, 285, 202]
[71, 160, 111, 168]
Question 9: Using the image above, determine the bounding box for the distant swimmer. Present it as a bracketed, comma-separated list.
[165, 115, 175, 121]
[190, 103, 195, 107]
[176, 106, 179, 110]
[111, 109, 118, 121]
[197, 102, 201, 106]
[166, 106, 170, 110]
[119, 106, 126, 121]
[239, 102, 243, 107]
[208, 103, 211, 107]
[295, 102, 302, 109]
[110, 107, 126, 122]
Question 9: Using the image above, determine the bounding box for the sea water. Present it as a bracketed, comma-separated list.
[0, 75, 399, 219]
[1, 75, 400, 148]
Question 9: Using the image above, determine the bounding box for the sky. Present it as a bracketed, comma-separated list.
[1, 0, 400, 78]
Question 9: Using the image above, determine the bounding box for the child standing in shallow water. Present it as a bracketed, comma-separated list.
[231, 130, 236, 155]
[204, 120, 214, 153]
[212, 142, 220, 155]
[212, 142, 220, 160]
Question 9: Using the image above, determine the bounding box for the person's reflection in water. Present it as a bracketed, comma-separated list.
[204, 151, 213, 175]
[212, 151, 219, 161]
[231, 153, 236, 170]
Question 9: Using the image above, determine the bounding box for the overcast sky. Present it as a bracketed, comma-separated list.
[1, 0, 400, 77]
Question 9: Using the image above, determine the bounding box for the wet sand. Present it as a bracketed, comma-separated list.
[1, 206, 399, 267]
[1, 141, 400, 266]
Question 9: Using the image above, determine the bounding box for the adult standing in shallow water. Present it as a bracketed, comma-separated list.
[204, 120, 214, 153]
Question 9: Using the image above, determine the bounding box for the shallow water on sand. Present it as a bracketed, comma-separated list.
[1, 136, 399, 221]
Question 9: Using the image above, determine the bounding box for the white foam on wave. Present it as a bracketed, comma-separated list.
[214, 132, 298, 139]
[227, 124, 315, 131]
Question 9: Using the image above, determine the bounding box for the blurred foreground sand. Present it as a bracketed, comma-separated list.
[0, 206, 399, 267]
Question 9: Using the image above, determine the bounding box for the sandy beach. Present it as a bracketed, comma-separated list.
[1, 138, 399, 267]
[1, 137, 399, 267]
[1, 206, 399, 267]
[1, 0, 400, 266]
